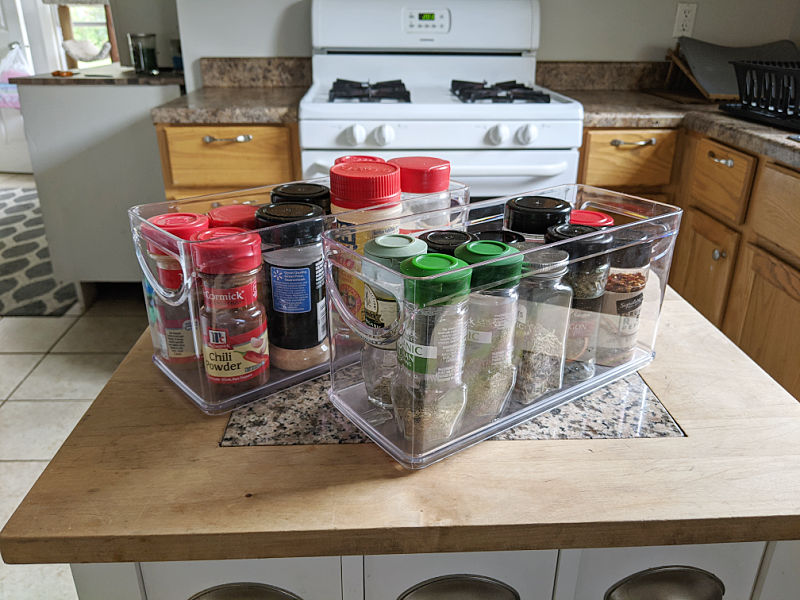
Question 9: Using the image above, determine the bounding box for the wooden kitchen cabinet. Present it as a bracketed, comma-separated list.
[671, 208, 740, 326]
[580, 128, 678, 188]
[723, 244, 800, 398]
[747, 162, 800, 262]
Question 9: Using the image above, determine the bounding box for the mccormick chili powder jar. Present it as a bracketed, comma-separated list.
[191, 227, 269, 399]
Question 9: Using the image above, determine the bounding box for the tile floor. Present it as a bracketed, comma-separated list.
[0, 283, 148, 599]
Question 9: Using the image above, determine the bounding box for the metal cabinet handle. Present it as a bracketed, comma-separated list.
[202, 134, 253, 144]
[712, 248, 728, 261]
[610, 137, 656, 147]
[708, 151, 734, 167]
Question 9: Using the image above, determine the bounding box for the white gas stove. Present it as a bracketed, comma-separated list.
[299, 0, 584, 198]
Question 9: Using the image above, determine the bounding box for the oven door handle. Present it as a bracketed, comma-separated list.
[449, 162, 569, 177]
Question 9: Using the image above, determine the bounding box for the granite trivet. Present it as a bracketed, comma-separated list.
[222, 371, 683, 447]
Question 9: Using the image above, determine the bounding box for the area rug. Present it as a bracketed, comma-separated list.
[0, 187, 77, 315]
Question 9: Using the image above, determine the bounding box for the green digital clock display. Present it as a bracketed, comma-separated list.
[419, 12, 435, 20]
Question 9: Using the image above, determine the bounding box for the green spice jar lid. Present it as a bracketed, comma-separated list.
[399, 253, 472, 307]
[454, 240, 523, 289]
[364, 234, 428, 269]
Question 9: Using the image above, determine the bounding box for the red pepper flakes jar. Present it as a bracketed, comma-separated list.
[207, 204, 259, 229]
[191, 227, 269, 399]
[144, 213, 210, 366]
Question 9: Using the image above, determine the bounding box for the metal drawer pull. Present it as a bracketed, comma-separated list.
[708, 151, 734, 167]
[712, 248, 727, 261]
[610, 137, 656, 147]
[202, 134, 254, 144]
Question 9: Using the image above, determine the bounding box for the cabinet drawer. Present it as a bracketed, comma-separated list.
[163, 125, 293, 188]
[582, 129, 677, 187]
[688, 137, 756, 225]
[747, 162, 800, 260]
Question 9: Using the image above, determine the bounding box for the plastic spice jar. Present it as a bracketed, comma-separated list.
[505, 196, 571, 242]
[474, 229, 525, 245]
[207, 204, 259, 229]
[329, 161, 403, 321]
[388, 156, 451, 232]
[361, 234, 428, 409]
[270, 182, 331, 214]
[570, 209, 615, 228]
[334, 155, 386, 165]
[545, 223, 612, 384]
[418, 229, 477, 256]
[255, 202, 330, 372]
[394, 253, 473, 449]
[191, 227, 268, 398]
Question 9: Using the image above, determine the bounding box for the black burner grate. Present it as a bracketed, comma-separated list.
[328, 79, 411, 102]
[451, 80, 550, 103]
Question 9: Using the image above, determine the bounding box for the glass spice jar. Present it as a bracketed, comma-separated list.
[418, 229, 477, 256]
[270, 182, 331, 214]
[207, 204, 259, 229]
[191, 227, 269, 400]
[505, 195, 572, 244]
[569, 209, 614, 228]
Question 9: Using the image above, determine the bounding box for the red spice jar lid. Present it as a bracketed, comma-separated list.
[334, 155, 386, 165]
[190, 227, 262, 274]
[144, 212, 210, 255]
[387, 156, 450, 193]
[570, 209, 614, 228]
[329, 162, 401, 210]
[207, 204, 258, 229]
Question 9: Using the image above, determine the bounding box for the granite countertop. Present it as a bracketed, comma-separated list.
[11, 64, 184, 86]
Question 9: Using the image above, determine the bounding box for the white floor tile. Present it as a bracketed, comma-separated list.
[0, 461, 47, 526]
[0, 317, 76, 353]
[0, 401, 91, 460]
[10, 354, 124, 401]
[51, 316, 146, 354]
[0, 354, 42, 400]
[0, 560, 77, 600]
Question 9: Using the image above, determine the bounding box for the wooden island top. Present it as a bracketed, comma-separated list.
[2, 289, 800, 565]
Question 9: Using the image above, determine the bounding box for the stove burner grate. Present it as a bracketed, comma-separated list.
[328, 79, 411, 103]
[451, 80, 551, 103]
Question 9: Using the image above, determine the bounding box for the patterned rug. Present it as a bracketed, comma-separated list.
[0, 187, 76, 315]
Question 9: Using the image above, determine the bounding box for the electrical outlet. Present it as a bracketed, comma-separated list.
[673, 2, 697, 38]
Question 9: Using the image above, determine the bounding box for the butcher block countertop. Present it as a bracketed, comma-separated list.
[2, 289, 800, 565]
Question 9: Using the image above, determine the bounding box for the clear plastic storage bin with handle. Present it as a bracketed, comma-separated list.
[129, 177, 469, 415]
[323, 185, 682, 468]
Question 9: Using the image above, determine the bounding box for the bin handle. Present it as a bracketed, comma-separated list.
[132, 227, 192, 307]
[323, 252, 404, 347]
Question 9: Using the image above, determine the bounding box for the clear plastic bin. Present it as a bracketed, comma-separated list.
[323, 185, 682, 469]
[129, 178, 469, 415]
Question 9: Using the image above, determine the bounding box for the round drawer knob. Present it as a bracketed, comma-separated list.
[712, 249, 727, 261]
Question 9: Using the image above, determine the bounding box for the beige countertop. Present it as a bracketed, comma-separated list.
[2, 289, 800, 565]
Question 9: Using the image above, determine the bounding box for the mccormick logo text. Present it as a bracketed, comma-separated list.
[202, 282, 257, 309]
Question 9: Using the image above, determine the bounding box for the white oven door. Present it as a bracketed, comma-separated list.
[301, 149, 579, 198]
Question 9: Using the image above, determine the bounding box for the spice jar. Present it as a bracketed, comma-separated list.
[474, 229, 525, 245]
[454, 240, 523, 428]
[255, 202, 330, 372]
[393, 254, 472, 451]
[334, 155, 386, 165]
[207, 204, 259, 229]
[570, 209, 614, 228]
[545, 223, 612, 384]
[505, 196, 571, 243]
[144, 213, 210, 366]
[596, 226, 652, 366]
[362, 234, 428, 409]
[418, 229, 477, 256]
[513, 248, 572, 403]
[388, 156, 451, 232]
[270, 182, 331, 214]
[191, 227, 268, 399]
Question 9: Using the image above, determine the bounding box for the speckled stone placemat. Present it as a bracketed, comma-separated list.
[222, 371, 683, 447]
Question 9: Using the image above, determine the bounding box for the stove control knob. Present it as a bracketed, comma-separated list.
[487, 124, 510, 146]
[374, 124, 396, 146]
[346, 123, 367, 145]
[516, 124, 539, 145]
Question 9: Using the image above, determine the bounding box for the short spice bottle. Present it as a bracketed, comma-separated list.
[570, 209, 614, 228]
[474, 229, 525, 245]
[207, 204, 259, 229]
[505, 196, 572, 243]
[387, 156, 451, 232]
[418, 229, 477, 256]
[191, 227, 269, 399]
[334, 155, 386, 165]
[270, 182, 331, 214]
[255, 202, 330, 372]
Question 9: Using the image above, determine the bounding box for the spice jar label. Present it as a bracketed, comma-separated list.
[270, 266, 312, 313]
[203, 280, 258, 310]
[159, 316, 198, 361]
[202, 322, 269, 383]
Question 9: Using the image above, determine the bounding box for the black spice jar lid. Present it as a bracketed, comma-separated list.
[418, 229, 477, 256]
[545, 223, 613, 263]
[270, 183, 331, 213]
[474, 229, 525, 244]
[505, 196, 571, 235]
[255, 202, 325, 247]
[609, 227, 653, 268]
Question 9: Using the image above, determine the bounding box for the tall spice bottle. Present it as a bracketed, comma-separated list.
[387, 156, 451, 232]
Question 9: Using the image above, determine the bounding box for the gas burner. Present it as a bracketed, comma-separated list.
[328, 79, 411, 102]
[451, 80, 551, 103]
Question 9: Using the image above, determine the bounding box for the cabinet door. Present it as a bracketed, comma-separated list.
[554, 543, 765, 600]
[363, 551, 557, 600]
[671, 208, 740, 326]
[581, 129, 677, 187]
[723, 244, 800, 398]
[747, 162, 800, 261]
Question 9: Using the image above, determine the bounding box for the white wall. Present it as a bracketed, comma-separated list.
[110, 0, 180, 69]
[176, 0, 800, 92]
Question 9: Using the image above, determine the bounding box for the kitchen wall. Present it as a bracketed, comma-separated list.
[109, 0, 180, 69]
[176, 0, 800, 92]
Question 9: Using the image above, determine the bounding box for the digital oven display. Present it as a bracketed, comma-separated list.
[418, 12, 435, 21]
